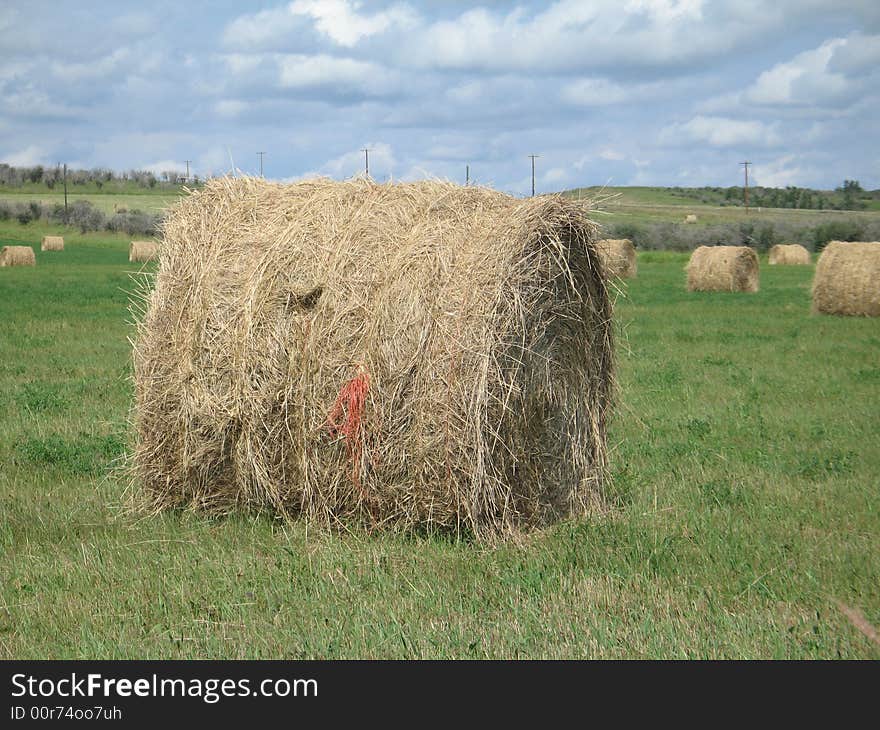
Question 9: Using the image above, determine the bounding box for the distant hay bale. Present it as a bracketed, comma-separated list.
[132, 177, 614, 538]
[130, 240, 158, 263]
[811, 241, 880, 317]
[685, 214, 698, 224]
[596, 239, 637, 279]
[686, 245, 759, 292]
[41, 235, 64, 251]
[0, 246, 36, 267]
[768, 243, 810, 265]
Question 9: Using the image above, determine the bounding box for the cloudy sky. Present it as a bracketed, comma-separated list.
[1, 0, 878, 194]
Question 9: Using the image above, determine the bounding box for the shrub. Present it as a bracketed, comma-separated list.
[813, 221, 864, 251]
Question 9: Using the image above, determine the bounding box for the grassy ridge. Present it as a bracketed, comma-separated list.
[1, 225, 878, 659]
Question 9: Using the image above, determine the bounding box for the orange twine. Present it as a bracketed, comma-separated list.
[326, 366, 370, 492]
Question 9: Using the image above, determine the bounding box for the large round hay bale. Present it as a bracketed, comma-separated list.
[130, 240, 158, 263]
[685, 214, 698, 224]
[41, 235, 64, 251]
[811, 241, 880, 316]
[768, 243, 810, 265]
[0, 246, 36, 267]
[686, 245, 759, 292]
[132, 177, 614, 537]
[596, 238, 637, 278]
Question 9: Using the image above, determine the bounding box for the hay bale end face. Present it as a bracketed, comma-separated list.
[0, 246, 36, 267]
[130, 240, 158, 263]
[686, 245, 759, 292]
[685, 214, 698, 224]
[768, 243, 810, 265]
[41, 235, 64, 251]
[596, 238, 637, 279]
[812, 241, 880, 316]
[133, 177, 614, 537]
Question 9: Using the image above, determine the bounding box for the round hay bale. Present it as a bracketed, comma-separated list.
[768, 243, 810, 265]
[0, 246, 36, 267]
[41, 235, 64, 251]
[811, 241, 880, 316]
[132, 177, 614, 537]
[596, 238, 637, 279]
[130, 240, 158, 263]
[686, 245, 759, 292]
[685, 214, 698, 224]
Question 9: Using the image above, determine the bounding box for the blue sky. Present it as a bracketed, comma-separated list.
[1, 0, 878, 194]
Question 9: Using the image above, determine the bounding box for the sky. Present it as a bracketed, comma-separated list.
[1, 0, 878, 195]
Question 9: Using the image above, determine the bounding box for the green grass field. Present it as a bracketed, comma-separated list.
[1, 221, 878, 659]
[0, 191, 183, 215]
[566, 187, 880, 227]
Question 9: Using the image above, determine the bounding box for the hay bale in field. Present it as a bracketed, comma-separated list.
[596, 238, 637, 279]
[0, 246, 36, 267]
[686, 245, 759, 292]
[132, 177, 614, 537]
[685, 214, 698, 224]
[41, 235, 64, 251]
[811, 241, 880, 316]
[129, 240, 158, 263]
[768, 243, 810, 265]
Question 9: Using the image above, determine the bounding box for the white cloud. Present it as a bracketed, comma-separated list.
[829, 33, 880, 74]
[215, 99, 248, 118]
[224, 0, 415, 49]
[745, 39, 850, 106]
[51, 49, 131, 83]
[288, 0, 416, 47]
[278, 55, 398, 95]
[701, 32, 878, 114]
[285, 142, 397, 181]
[2, 144, 48, 166]
[561, 78, 632, 106]
[664, 116, 781, 147]
[750, 155, 816, 187]
[223, 5, 304, 48]
[142, 159, 187, 176]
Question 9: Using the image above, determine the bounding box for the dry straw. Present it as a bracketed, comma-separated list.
[130, 240, 158, 263]
[41, 235, 64, 251]
[0, 246, 36, 267]
[812, 241, 880, 316]
[131, 177, 615, 538]
[596, 238, 637, 279]
[768, 243, 810, 265]
[685, 214, 698, 224]
[686, 245, 759, 292]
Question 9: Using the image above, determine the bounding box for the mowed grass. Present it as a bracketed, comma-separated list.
[1, 228, 878, 659]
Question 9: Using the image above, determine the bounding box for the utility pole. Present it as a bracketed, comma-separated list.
[466, 164, 469, 186]
[63, 163, 68, 221]
[740, 161, 751, 213]
[528, 154, 540, 197]
[361, 148, 370, 177]
[184, 160, 191, 182]
[257, 152, 265, 178]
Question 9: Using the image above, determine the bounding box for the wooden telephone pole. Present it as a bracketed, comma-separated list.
[528, 154, 540, 197]
[740, 161, 751, 213]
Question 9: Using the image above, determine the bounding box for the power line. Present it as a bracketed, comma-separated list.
[528, 154, 540, 197]
[740, 161, 751, 213]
